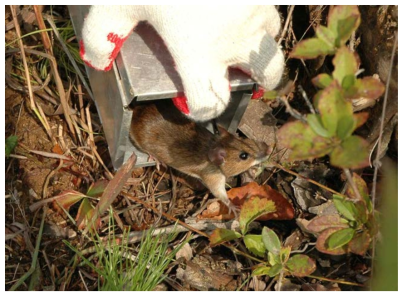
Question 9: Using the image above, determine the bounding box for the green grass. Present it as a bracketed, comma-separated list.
[65, 211, 186, 291]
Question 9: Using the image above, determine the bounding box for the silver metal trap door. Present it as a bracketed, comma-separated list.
[69, 6, 255, 170]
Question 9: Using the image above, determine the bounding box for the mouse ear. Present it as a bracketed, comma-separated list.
[216, 125, 230, 138]
[208, 147, 227, 166]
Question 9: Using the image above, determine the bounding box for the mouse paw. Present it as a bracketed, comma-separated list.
[147, 154, 161, 171]
[221, 199, 240, 219]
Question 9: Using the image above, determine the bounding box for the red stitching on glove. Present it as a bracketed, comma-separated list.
[172, 94, 190, 115]
[105, 32, 129, 71]
[251, 86, 264, 99]
[79, 40, 96, 69]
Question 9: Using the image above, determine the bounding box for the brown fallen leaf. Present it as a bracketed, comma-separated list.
[227, 182, 295, 220]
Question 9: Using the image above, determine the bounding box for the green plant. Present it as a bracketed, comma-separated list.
[274, 6, 384, 169]
[209, 197, 316, 278]
[5, 135, 18, 157]
[65, 211, 186, 291]
[305, 173, 377, 255]
[51, 179, 109, 229]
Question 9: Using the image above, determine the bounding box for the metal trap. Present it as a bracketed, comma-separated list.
[69, 6, 255, 169]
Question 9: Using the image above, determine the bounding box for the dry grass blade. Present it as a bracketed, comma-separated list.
[30, 8, 76, 137]
[33, 5, 52, 53]
[278, 5, 295, 46]
[29, 149, 71, 160]
[10, 6, 34, 111]
[45, 14, 94, 100]
[6, 46, 75, 137]
[10, 5, 54, 142]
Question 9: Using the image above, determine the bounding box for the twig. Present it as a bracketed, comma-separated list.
[35, 100, 54, 144]
[279, 96, 307, 122]
[77, 77, 86, 124]
[8, 154, 27, 160]
[78, 270, 89, 291]
[28, 149, 71, 160]
[305, 275, 364, 287]
[298, 85, 316, 114]
[278, 5, 295, 46]
[276, 270, 285, 291]
[43, 159, 64, 199]
[349, 31, 356, 52]
[267, 161, 344, 197]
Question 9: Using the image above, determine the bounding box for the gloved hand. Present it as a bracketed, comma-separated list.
[81, 6, 284, 122]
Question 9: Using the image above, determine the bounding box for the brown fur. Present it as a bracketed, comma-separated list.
[130, 101, 271, 201]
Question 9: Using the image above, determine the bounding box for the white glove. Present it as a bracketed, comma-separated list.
[81, 6, 284, 122]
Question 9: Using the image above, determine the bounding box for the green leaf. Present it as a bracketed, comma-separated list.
[307, 214, 349, 233]
[313, 91, 324, 110]
[240, 197, 276, 235]
[316, 227, 349, 255]
[332, 47, 359, 89]
[5, 135, 18, 157]
[327, 227, 355, 249]
[262, 227, 281, 256]
[307, 114, 332, 138]
[252, 265, 272, 276]
[280, 246, 291, 264]
[315, 26, 336, 48]
[328, 5, 361, 46]
[336, 114, 356, 140]
[209, 228, 242, 246]
[318, 81, 354, 138]
[244, 234, 266, 257]
[277, 121, 333, 160]
[286, 254, 316, 277]
[333, 194, 358, 221]
[268, 251, 278, 266]
[346, 77, 386, 100]
[349, 230, 371, 256]
[52, 190, 87, 212]
[342, 75, 356, 90]
[86, 180, 109, 198]
[330, 135, 370, 169]
[268, 263, 283, 277]
[76, 197, 96, 230]
[312, 73, 333, 89]
[290, 38, 334, 59]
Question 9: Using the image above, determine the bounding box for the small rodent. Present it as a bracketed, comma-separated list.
[130, 101, 272, 213]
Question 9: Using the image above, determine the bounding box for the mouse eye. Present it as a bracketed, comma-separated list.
[239, 152, 249, 160]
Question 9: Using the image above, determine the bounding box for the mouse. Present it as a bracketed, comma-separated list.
[129, 101, 272, 215]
